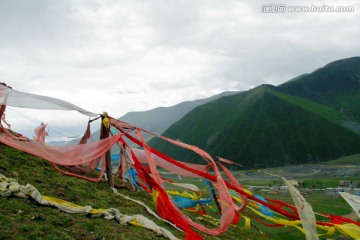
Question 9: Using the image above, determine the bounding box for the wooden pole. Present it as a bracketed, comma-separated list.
[209, 183, 222, 215]
[100, 113, 114, 187]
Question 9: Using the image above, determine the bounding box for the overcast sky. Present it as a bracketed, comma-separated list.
[1, 0, 360, 141]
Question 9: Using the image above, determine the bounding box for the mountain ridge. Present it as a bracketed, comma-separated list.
[279, 56, 360, 120]
[119, 91, 240, 134]
[148, 58, 360, 167]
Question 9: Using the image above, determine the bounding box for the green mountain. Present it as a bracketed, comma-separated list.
[148, 84, 360, 168]
[279, 56, 360, 121]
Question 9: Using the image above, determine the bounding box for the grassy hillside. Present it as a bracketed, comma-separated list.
[0, 144, 265, 240]
[326, 153, 360, 165]
[149, 85, 360, 167]
[272, 90, 345, 123]
[279, 56, 360, 121]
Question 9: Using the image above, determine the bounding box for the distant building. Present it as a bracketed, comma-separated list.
[339, 181, 350, 187]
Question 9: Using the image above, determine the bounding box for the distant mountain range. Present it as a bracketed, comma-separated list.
[147, 57, 360, 168]
[65, 57, 360, 168]
[119, 91, 240, 135]
[66, 91, 239, 146]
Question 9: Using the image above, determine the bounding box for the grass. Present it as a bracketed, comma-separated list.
[251, 190, 355, 240]
[326, 153, 360, 165]
[0, 145, 172, 240]
[157, 169, 358, 240]
[259, 190, 353, 216]
[300, 177, 360, 188]
[240, 179, 283, 187]
[273, 90, 345, 123]
[0, 144, 267, 240]
[1, 143, 358, 240]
